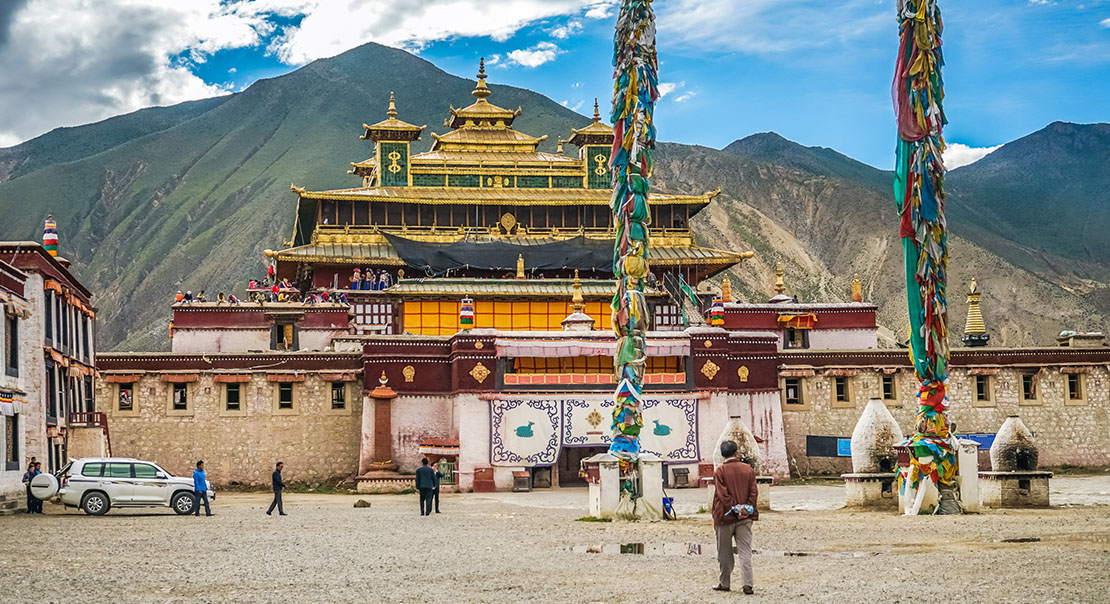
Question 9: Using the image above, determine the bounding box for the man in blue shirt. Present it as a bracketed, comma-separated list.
[192, 460, 212, 516]
[415, 458, 437, 516]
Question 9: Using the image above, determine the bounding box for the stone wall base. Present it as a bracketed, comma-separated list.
[842, 473, 898, 509]
[356, 476, 415, 494]
[0, 492, 28, 515]
[979, 471, 1052, 508]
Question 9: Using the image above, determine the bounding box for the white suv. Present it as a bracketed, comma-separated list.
[30, 457, 213, 516]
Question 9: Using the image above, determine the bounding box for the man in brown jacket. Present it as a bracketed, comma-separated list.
[712, 440, 758, 594]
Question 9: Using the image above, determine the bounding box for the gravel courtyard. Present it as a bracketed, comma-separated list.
[3, 478, 1108, 604]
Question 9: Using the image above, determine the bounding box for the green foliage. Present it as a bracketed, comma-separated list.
[575, 516, 613, 522]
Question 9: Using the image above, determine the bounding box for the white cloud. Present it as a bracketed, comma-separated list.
[943, 143, 1002, 170]
[550, 20, 582, 39]
[0, 0, 607, 146]
[0, 0, 265, 146]
[584, 1, 618, 20]
[657, 0, 886, 54]
[657, 81, 682, 98]
[506, 41, 563, 68]
[1100, 18, 1110, 28]
[675, 92, 696, 103]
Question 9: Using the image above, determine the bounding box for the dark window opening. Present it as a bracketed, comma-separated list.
[1021, 373, 1037, 400]
[784, 377, 803, 405]
[1067, 374, 1083, 400]
[975, 375, 991, 402]
[172, 383, 188, 410]
[83, 375, 94, 412]
[331, 382, 346, 409]
[834, 377, 850, 403]
[226, 383, 241, 411]
[882, 375, 896, 401]
[4, 316, 18, 377]
[784, 328, 809, 349]
[4, 413, 18, 471]
[278, 383, 294, 409]
[44, 291, 53, 342]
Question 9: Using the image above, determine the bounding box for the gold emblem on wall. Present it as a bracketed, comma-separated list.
[701, 360, 720, 380]
[499, 212, 517, 235]
[738, 365, 750, 382]
[470, 362, 491, 384]
[402, 365, 415, 383]
[474, 341, 484, 349]
[387, 150, 402, 173]
[704, 340, 713, 348]
[593, 153, 607, 176]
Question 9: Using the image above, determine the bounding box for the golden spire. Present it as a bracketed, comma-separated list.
[592, 98, 601, 123]
[516, 253, 525, 279]
[851, 274, 863, 303]
[472, 57, 491, 100]
[962, 278, 990, 346]
[721, 275, 733, 303]
[773, 263, 786, 295]
[571, 269, 584, 312]
[556, 137, 565, 155]
[387, 91, 397, 118]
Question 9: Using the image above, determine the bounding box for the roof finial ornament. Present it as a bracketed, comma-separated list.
[962, 277, 990, 347]
[516, 253, 525, 279]
[387, 91, 398, 118]
[592, 98, 601, 123]
[556, 137, 565, 155]
[472, 57, 491, 100]
[774, 262, 786, 295]
[851, 274, 863, 303]
[721, 274, 733, 303]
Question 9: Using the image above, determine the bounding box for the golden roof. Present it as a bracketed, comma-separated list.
[386, 278, 663, 298]
[410, 150, 576, 164]
[446, 57, 522, 130]
[294, 185, 717, 206]
[361, 92, 425, 141]
[567, 99, 614, 147]
[429, 128, 546, 152]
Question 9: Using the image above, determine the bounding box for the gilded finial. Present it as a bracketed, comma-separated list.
[721, 275, 733, 303]
[387, 91, 397, 118]
[774, 263, 786, 295]
[473, 57, 491, 100]
[556, 137, 565, 155]
[969, 277, 978, 294]
[571, 269, 584, 312]
[516, 254, 525, 279]
[379, 370, 388, 386]
[851, 274, 862, 303]
[962, 277, 989, 345]
[592, 98, 601, 123]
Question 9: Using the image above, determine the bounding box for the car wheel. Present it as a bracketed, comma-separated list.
[171, 492, 196, 515]
[82, 492, 110, 516]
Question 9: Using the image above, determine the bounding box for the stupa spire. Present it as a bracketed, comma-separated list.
[962, 278, 990, 347]
[773, 263, 786, 295]
[472, 57, 491, 100]
[387, 91, 398, 118]
[851, 274, 863, 303]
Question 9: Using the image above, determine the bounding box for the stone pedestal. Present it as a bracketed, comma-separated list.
[843, 473, 898, 509]
[979, 471, 1052, 508]
[584, 453, 663, 520]
[956, 439, 980, 513]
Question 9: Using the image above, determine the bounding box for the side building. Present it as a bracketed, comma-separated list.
[0, 259, 33, 512]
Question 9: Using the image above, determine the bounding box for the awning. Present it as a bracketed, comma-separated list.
[213, 374, 252, 383]
[0, 391, 12, 416]
[777, 314, 818, 329]
[160, 374, 199, 383]
[494, 337, 690, 358]
[1060, 366, 1091, 374]
[267, 374, 306, 383]
[104, 374, 143, 383]
[419, 438, 460, 456]
[0, 290, 32, 319]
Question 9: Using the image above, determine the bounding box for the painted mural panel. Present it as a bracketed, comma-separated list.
[489, 399, 560, 466]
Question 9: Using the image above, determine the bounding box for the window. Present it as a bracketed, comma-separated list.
[83, 376, 94, 412]
[271, 323, 297, 351]
[105, 463, 132, 478]
[975, 375, 991, 402]
[81, 462, 104, 477]
[328, 381, 346, 410]
[1021, 372, 1038, 401]
[132, 464, 158, 479]
[46, 362, 57, 421]
[353, 302, 395, 335]
[172, 383, 188, 410]
[4, 316, 17, 377]
[1067, 374, 1084, 401]
[652, 303, 683, 331]
[118, 384, 134, 411]
[882, 375, 896, 401]
[834, 377, 850, 403]
[784, 377, 803, 405]
[225, 383, 241, 411]
[4, 414, 18, 471]
[44, 291, 54, 342]
[784, 328, 809, 349]
[278, 383, 293, 409]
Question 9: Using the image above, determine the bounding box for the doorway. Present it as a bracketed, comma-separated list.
[556, 446, 608, 487]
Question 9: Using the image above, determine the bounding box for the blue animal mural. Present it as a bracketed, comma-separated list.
[652, 419, 672, 436]
[515, 421, 535, 438]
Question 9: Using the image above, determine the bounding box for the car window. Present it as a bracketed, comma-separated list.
[81, 462, 104, 477]
[105, 463, 133, 478]
[133, 464, 159, 479]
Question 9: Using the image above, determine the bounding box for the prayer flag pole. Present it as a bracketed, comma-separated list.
[892, 0, 959, 511]
[607, 0, 658, 468]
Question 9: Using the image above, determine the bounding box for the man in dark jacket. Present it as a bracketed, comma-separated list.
[414, 458, 437, 516]
[266, 462, 287, 516]
[711, 440, 758, 594]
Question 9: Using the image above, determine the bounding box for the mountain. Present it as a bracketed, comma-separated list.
[0, 42, 1105, 351]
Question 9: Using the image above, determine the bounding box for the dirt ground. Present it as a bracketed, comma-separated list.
[2, 478, 1108, 604]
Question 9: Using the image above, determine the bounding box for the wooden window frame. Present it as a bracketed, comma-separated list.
[972, 375, 994, 407]
[272, 382, 299, 416]
[1019, 371, 1040, 406]
[831, 376, 854, 408]
[1065, 373, 1086, 406]
[167, 383, 193, 417]
[781, 377, 808, 410]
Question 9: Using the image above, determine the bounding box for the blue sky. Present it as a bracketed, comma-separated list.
[2, 0, 1108, 168]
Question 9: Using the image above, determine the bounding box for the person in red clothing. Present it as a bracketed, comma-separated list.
[270, 282, 279, 302]
[711, 440, 758, 594]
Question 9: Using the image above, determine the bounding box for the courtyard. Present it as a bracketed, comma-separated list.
[2, 477, 1108, 603]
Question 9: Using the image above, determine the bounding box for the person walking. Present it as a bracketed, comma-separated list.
[267, 462, 287, 516]
[415, 458, 437, 516]
[431, 462, 443, 514]
[192, 460, 212, 517]
[22, 460, 36, 514]
[712, 440, 758, 594]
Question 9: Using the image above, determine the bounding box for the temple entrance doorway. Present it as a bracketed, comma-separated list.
[555, 446, 608, 487]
